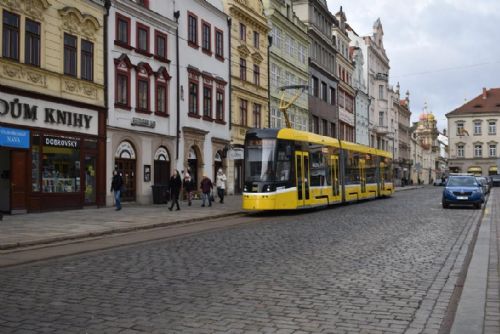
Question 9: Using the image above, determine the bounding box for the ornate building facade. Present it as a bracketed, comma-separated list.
[264, 0, 309, 132]
[222, 0, 269, 194]
[446, 87, 500, 176]
[0, 0, 106, 212]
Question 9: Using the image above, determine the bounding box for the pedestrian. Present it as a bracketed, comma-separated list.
[183, 170, 195, 206]
[110, 170, 123, 211]
[200, 174, 213, 207]
[168, 170, 182, 211]
[216, 168, 227, 203]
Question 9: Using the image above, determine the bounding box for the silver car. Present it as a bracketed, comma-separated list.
[476, 176, 490, 194]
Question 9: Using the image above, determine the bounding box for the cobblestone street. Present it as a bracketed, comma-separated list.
[0, 187, 481, 334]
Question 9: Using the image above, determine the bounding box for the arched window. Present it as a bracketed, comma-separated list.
[136, 62, 153, 113]
[114, 54, 132, 109]
[155, 67, 171, 116]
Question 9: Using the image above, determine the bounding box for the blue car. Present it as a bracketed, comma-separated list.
[442, 175, 484, 209]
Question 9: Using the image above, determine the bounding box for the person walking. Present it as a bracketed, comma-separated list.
[110, 170, 123, 211]
[216, 168, 227, 203]
[200, 174, 213, 207]
[183, 171, 195, 206]
[168, 170, 182, 211]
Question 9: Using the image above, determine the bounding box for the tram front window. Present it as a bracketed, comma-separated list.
[245, 139, 276, 182]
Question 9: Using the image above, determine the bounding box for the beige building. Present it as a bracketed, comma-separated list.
[446, 88, 500, 176]
[222, 0, 269, 194]
[0, 0, 106, 212]
[410, 105, 439, 184]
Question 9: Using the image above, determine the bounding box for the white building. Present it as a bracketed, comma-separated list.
[106, 0, 177, 205]
[153, 0, 231, 189]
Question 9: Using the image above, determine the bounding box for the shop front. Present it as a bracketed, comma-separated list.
[0, 92, 105, 213]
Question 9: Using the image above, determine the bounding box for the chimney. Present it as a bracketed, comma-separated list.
[482, 87, 487, 99]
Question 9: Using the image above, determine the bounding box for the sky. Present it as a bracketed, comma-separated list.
[326, 0, 500, 132]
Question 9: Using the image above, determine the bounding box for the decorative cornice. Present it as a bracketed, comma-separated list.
[62, 77, 100, 99]
[182, 126, 209, 136]
[0, 61, 47, 87]
[251, 51, 264, 64]
[59, 7, 101, 41]
[237, 44, 251, 58]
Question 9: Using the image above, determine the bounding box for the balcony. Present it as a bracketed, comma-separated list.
[375, 73, 389, 82]
[374, 125, 389, 135]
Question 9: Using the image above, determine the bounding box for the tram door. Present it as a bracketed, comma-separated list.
[295, 151, 310, 206]
[359, 159, 366, 193]
[331, 155, 340, 197]
[379, 162, 386, 195]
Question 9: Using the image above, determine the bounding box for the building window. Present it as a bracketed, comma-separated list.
[378, 85, 384, 99]
[240, 23, 246, 41]
[25, 19, 40, 66]
[203, 85, 212, 118]
[216, 89, 224, 121]
[323, 119, 328, 136]
[321, 82, 327, 102]
[137, 79, 149, 111]
[239, 58, 246, 81]
[154, 30, 167, 60]
[240, 99, 248, 126]
[188, 80, 199, 115]
[457, 123, 465, 136]
[64, 33, 77, 76]
[474, 144, 482, 157]
[253, 31, 259, 48]
[253, 103, 261, 128]
[473, 121, 482, 135]
[117, 74, 128, 105]
[137, 0, 149, 7]
[116, 14, 130, 46]
[489, 144, 497, 157]
[331, 122, 336, 138]
[457, 144, 464, 157]
[379, 111, 384, 126]
[312, 116, 319, 134]
[253, 65, 260, 86]
[215, 29, 223, 60]
[188, 12, 198, 47]
[155, 69, 170, 116]
[136, 23, 149, 53]
[2, 10, 20, 60]
[202, 21, 211, 53]
[115, 56, 132, 108]
[80, 40, 93, 81]
[488, 121, 496, 135]
[330, 87, 336, 105]
[312, 76, 319, 97]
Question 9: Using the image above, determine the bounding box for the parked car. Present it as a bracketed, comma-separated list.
[442, 174, 484, 209]
[476, 176, 490, 194]
[491, 174, 500, 187]
[433, 178, 446, 186]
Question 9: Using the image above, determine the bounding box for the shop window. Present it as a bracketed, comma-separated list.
[25, 18, 40, 66]
[81, 39, 93, 81]
[64, 33, 77, 76]
[42, 136, 81, 193]
[31, 133, 41, 192]
[2, 10, 19, 60]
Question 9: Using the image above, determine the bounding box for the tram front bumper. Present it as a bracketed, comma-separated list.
[242, 193, 276, 210]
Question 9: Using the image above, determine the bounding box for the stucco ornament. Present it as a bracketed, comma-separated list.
[59, 7, 101, 41]
[0, 0, 50, 20]
[1, 63, 47, 87]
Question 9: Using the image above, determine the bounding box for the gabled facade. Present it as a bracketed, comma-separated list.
[107, 0, 177, 205]
[293, 0, 338, 137]
[264, 0, 309, 132]
[333, 7, 355, 142]
[0, 0, 106, 212]
[446, 87, 500, 176]
[222, 0, 269, 194]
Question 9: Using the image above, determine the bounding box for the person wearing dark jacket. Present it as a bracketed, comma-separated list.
[200, 174, 213, 207]
[183, 171, 195, 206]
[110, 170, 123, 211]
[168, 170, 182, 211]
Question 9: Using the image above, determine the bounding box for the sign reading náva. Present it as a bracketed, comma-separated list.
[0, 98, 93, 129]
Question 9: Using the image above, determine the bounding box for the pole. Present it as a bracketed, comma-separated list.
[267, 35, 272, 128]
[174, 10, 180, 160]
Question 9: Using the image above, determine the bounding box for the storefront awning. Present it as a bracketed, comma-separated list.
[490, 166, 498, 172]
[467, 166, 482, 173]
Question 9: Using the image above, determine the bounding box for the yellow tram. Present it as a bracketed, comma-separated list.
[242, 128, 394, 210]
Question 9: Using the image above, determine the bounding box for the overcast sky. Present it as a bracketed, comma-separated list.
[326, 0, 500, 132]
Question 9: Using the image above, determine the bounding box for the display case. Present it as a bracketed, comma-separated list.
[42, 178, 79, 193]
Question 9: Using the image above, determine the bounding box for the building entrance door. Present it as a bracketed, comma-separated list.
[116, 158, 136, 202]
[0, 150, 10, 213]
[11, 150, 27, 213]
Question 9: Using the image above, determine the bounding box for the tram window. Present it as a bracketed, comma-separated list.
[345, 152, 360, 185]
[310, 149, 325, 186]
[276, 141, 292, 181]
[366, 155, 376, 183]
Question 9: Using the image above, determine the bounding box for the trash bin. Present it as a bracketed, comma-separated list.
[151, 185, 169, 204]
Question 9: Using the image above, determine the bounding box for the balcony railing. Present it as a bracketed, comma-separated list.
[374, 125, 389, 135]
[375, 73, 389, 82]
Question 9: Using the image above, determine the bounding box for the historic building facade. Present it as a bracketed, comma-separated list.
[222, 0, 269, 194]
[410, 105, 439, 184]
[0, 0, 106, 213]
[446, 88, 500, 176]
[106, 0, 177, 205]
[264, 0, 309, 132]
[293, 0, 338, 137]
[333, 7, 355, 142]
[394, 89, 412, 185]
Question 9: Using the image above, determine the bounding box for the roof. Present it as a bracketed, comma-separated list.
[446, 88, 500, 116]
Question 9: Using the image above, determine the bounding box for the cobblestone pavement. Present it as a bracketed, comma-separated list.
[0, 187, 481, 334]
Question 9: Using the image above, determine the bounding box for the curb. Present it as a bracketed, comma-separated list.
[0, 211, 245, 251]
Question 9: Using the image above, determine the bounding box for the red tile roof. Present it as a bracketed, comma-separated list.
[446, 88, 500, 116]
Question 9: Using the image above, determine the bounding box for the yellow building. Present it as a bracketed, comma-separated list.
[222, 0, 269, 193]
[0, 0, 106, 212]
